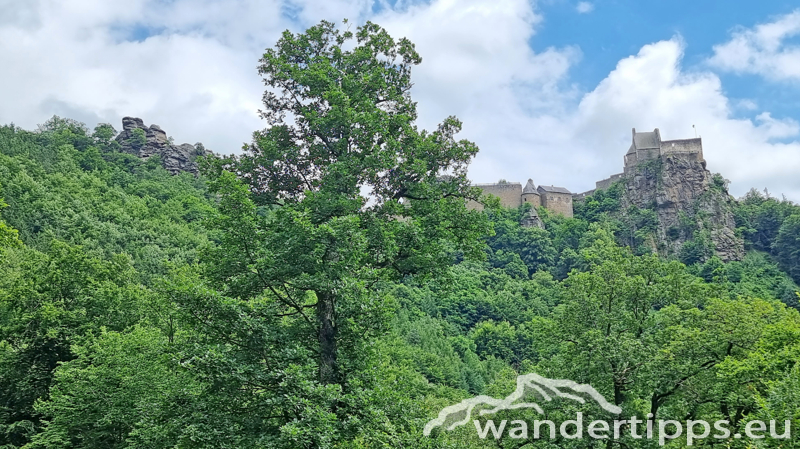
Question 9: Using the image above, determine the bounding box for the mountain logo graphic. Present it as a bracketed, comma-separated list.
[423, 373, 622, 436]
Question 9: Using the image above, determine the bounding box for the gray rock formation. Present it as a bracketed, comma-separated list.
[520, 207, 544, 229]
[621, 153, 744, 261]
[114, 117, 212, 175]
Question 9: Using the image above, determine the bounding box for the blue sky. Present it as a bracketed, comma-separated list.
[1, 0, 799, 199]
[532, 0, 800, 123]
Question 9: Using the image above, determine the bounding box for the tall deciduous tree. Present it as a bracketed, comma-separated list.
[203, 20, 489, 386]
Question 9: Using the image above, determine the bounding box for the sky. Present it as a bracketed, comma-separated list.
[1, 0, 799, 200]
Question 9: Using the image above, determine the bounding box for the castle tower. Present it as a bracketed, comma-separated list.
[537, 185, 573, 218]
[624, 128, 662, 173]
[521, 179, 541, 207]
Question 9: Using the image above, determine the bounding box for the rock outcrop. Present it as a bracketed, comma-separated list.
[621, 154, 744, 261]
[520, 207, 544, 229]
[114, 117, 212, 175]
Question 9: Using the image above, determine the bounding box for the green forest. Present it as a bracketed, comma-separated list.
[1, 21, 800, 448]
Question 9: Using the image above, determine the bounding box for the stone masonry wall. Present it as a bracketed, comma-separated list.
[661, 138, 702, 156]
[596, 173, 624, 190]
[468, 183, 523, 210]
[521, 192, 541, 207]
[541, 192, 574, 218]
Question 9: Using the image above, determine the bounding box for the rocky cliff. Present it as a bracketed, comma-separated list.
[114, 117, 211, 175]
[621, 154, 744, 262]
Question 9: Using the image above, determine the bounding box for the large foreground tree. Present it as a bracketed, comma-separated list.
[203, 20, 489, 387]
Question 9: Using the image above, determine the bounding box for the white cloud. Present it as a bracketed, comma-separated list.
[572, 39, 800, 198]
[576, 2, 594, 14]
[372, 0, 800, 200]
[374, 0, 578, 125]
[736, 99, 759, 111]
[709, 10, 800, 81]
[370, 0, 586, 189]
[0, 0, 799, 200]
[0, 0, 292, 152]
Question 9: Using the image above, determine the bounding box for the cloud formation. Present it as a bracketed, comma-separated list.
[372, 0, 800, 199]
[710, 10, 800, 81]
[0, 0, 798, 200]
[576, 2, 594, 14]
[0, 0, 286, 152]
[574, 39, 800, 198]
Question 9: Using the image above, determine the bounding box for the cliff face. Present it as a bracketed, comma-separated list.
[115, 117, 212, 175]
[622, 154, 744, 262]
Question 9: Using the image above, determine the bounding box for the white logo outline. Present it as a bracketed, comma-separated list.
[423, 373, 622, 436]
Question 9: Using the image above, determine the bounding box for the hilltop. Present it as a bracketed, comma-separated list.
[473, 128, 745, 263]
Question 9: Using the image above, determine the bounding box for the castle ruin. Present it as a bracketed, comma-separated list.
[584, 128, 705, 197]
[469, 179, 574, 219]
[470, 127, 742, 260]
[624, 128, 704, 173]
[471, 128, 705, 219]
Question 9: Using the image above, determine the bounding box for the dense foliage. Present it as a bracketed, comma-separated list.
[0, 20, 799, 449]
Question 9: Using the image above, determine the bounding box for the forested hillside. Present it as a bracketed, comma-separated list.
[1, 21, 800, 449]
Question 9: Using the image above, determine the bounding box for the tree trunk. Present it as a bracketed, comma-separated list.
[614, 381, 624, 406]
[316, 290, 338, 385]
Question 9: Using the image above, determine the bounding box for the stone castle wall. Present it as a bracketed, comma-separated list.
[472, 130, 704, 220]
[626, 137, 703, 174]
[661, 138, 702, 155]
[469, 182, 573, 217]
[540, 192, 574, 218]
[660, 139, 704, 166]
[596, 173, 624, 190]
[468, 183, 522, 211]
[624, 148, 659, 172]
[522, 192, 541, 207]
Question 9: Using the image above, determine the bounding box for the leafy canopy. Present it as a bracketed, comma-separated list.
[204, 20, 489, 386]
